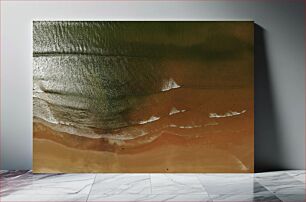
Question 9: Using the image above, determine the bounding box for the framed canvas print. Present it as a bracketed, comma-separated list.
[33, 21, 254, 173]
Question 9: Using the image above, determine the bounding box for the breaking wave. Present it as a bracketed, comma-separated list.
[161, 78, 181, 92]
[209, 110, 246, 118]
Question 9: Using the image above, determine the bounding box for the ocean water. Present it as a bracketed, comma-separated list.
[33, 21, 253, 143]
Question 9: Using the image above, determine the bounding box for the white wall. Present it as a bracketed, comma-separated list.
[1, 0, 304, 170]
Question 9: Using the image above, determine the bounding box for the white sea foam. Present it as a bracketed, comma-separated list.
[33, 99, 59, 125]
[179, 125, 201, 129]
[161, 78, 181, 92]
[138, 116, 160, 125]
[169, 107, 186, 116]
[169, 124, 202, 129]
[209, 110, 246, 118]
[59, 121, 74, 126]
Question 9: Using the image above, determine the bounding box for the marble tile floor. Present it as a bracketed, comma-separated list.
[0, 170, 305, 202]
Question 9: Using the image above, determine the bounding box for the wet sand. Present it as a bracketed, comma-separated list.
[33, 129, 253, 173]
[33, 88, 253, 173]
